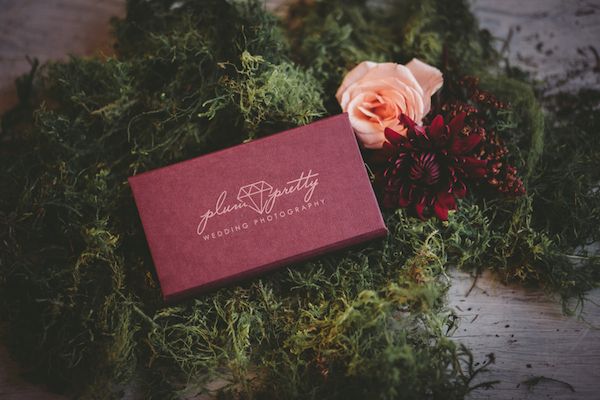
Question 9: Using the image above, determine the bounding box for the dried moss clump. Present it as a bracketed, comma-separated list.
[0, 0, 598, 399]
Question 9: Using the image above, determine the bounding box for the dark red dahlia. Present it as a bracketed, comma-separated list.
[381, 113, 487, 220]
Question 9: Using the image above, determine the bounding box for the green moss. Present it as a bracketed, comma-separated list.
[532, 90, 600, 246]
[479, 76, 545, 177]
[199, 51, 325, 139]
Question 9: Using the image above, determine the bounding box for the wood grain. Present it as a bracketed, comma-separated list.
[0, 0, 125, 112]
[449, 270, 600, 400]
[471, 0, 600, 94]
[1, 0, 599, 399]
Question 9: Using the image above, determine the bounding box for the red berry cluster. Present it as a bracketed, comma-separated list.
[440, 77, 525, 196]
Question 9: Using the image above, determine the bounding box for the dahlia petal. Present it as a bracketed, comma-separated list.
[460, 157, 488, 178]
[415, 202, 426, 220]
[434, 201, 449, 221]
[454, 181, 467, 198]
[434, 192, 456, 220]
[398, 195, 410, 208]
[398, 184, 411, 207]
[463, 134, 482, 152]
[437, 192, 453, 207]
[410, 185, 421, 201]
[448, 112, 466, 134]
[461, 156, 487, 168]
[429, 114, 445, 139]
[442, 192, 457, 210]
[384, 127, 403, 145]
[450, 133, 482, 155]
[399, 113, 417, 131]
[380, 142, 397, 160]
[471, 167, 487, 178]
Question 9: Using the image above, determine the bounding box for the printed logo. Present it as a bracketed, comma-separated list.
[237, 181, 273, 214]
[197, 170, 321, 236]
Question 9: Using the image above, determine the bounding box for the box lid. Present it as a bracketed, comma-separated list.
[129, 113, 387, 302]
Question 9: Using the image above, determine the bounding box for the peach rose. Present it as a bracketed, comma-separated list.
[336, 59, 443, 149]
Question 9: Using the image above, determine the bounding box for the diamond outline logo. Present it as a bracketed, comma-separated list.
[237, 180, 273, 214]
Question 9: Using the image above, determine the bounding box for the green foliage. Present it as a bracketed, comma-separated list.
[286, 0, 497, 113]
[138, 213, 492, 399]
[0, 0, 598, 399]
[479, 76, 545, 177]
[287, 0, 396, 111]
[444, 196, 600, 309]
[199, 51, 325, 139]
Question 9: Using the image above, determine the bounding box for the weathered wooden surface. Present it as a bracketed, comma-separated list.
[454, 2, 600, 398]
[1, 0, 599, 399]
[450, 271, 600, 400]
[0, 0, 125, 112]
[471, 0, 600, 93]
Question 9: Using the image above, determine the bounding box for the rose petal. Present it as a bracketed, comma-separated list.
[335, 61, 378, 103]
[336, 60, 444, 150]
[340, 78, 420, 113]
[361, 63, 423, 92]
[339, 79, 384, 111]
[406, 58, 444, 103]
[352, 130, 386, 149]
[346, 94, 387, 148]
[389, 79, 425, 121]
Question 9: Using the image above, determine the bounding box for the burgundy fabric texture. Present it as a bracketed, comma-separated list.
[129, 114, 387, 302]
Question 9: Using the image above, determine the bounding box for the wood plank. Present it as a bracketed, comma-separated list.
[449, 270, 600, 399]
[0, 0, 125, 112]
[470, 0, 600, 94]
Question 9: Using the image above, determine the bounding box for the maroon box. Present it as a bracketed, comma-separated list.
[129, 114, 387, 302]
